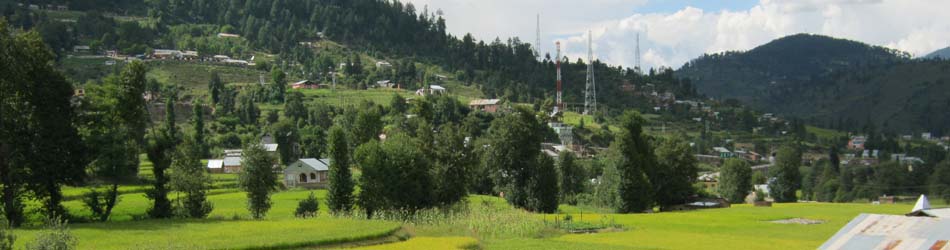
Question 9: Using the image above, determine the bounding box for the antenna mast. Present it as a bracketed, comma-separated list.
[555, 41, 562, 114]
[536, 13, 542, 58]
[636, 32, 641, 74]
[584, 30, 597, 115]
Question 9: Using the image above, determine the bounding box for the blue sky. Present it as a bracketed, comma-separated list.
[406, 0, 950, 69]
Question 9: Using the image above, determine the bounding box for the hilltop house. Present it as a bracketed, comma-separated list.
[375, 61, 392, 70]
[284, 159, 330, 188]
[292, 80, 319, 89]
[469, 99, 501, 113]
[847, 136, 866, 150]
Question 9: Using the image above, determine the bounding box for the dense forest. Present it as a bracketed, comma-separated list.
[677, 34, 950, 134]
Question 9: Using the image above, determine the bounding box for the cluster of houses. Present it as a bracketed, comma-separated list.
[205, 135, 331, 188]
[19, 3, 68, 11]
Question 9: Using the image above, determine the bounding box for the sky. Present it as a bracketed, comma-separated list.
[403, 0, 950, 70]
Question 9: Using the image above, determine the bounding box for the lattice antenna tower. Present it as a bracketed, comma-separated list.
[584, 30, 597, 115]
[636, 32, 641, 74]
[535, 13, 542, 58]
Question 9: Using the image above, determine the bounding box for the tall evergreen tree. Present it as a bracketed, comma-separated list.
[192, 99, 209, 158]
[557, 151, 585, 204]
[271, 68, 286, 103]
[612, 111, 656, 213]
[283, 91, 307, 122]
[208, 71, 223, 105]
[169, 138, 213, 218]
[771, 145, 802, 202]
[144, 95, 178, 219]
[529, 154, 559, 213]
[326, 125, 354, 213]
[432, 124, 472, 206]
[239, 144, 279, 219]
[271, 119, 300, 165]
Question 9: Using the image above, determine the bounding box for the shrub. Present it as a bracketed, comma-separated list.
[0, 216, 14, 250]
[754, 189, 767, 202]
[295, 192, 320, 218]
[26, 217, 77, 250]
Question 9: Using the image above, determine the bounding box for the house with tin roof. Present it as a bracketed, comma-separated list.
[284, 158, 331, 188]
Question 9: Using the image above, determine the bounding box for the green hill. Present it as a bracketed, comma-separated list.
[924, 46, 950, 59]
[675, 34, 950, 134]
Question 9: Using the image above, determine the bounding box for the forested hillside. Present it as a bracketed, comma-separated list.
[676, 34, 950, 134]
[924, 46, 950, 59]
[1, 0, 698, 113]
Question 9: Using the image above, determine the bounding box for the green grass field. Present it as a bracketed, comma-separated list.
[10, 155, 920, 250]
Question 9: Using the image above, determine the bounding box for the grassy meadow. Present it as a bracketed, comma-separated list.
[9, 155, 919, 250]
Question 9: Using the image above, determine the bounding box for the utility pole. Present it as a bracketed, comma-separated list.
[584, 30, 597, 115]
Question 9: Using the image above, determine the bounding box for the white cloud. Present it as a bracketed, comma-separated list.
[406, 0, 950, 70]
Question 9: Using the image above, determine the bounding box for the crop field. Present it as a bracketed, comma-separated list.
[9, 157, 918, 250]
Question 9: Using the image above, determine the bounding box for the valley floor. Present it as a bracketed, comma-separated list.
[10, 183, 914, 250]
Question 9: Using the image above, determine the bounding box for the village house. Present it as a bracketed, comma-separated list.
[207, 159, 224, 174]
[72, 45, 91, 53]
[713, 147, 734, 159]
[284, 158, 331, 188]
[694, 154, 722, 166]
[469, 99, 501, 113]
[375, 80, 395, 88]
[375, 61, 392, 70]
[217, 33, 241, 38]
[152, 49, 199, 60]
[847, 136, 866, 150]
[212, 55, 231, 62]
[292, 80, 319, 89]
[415, 85, 447, 96]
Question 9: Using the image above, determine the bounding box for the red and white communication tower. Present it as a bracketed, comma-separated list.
[555, 41, 563, 115]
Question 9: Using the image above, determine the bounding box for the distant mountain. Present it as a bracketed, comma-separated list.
[676, 34, 950, 133]
[924, 47, 950, 59]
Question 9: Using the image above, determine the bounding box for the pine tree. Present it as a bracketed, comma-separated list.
[770, 145, 802, 202]
[557, 151, 585, 204]
[144, 94, 178, 219]
[529, 154, 559, 213]
[169, 139, 213, 218]
[613, 111, 656, 213]
[327, 125, 354, 213]
[239, 144, 279, 219]
[192, 99, 209, 158]
[209, 71, 223, 105]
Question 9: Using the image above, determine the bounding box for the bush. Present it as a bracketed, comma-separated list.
[295, 192, 320, 218]
[754, 189, 767, 202]
[26, 217, 77, 250]
[0, 216, 14, 250]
